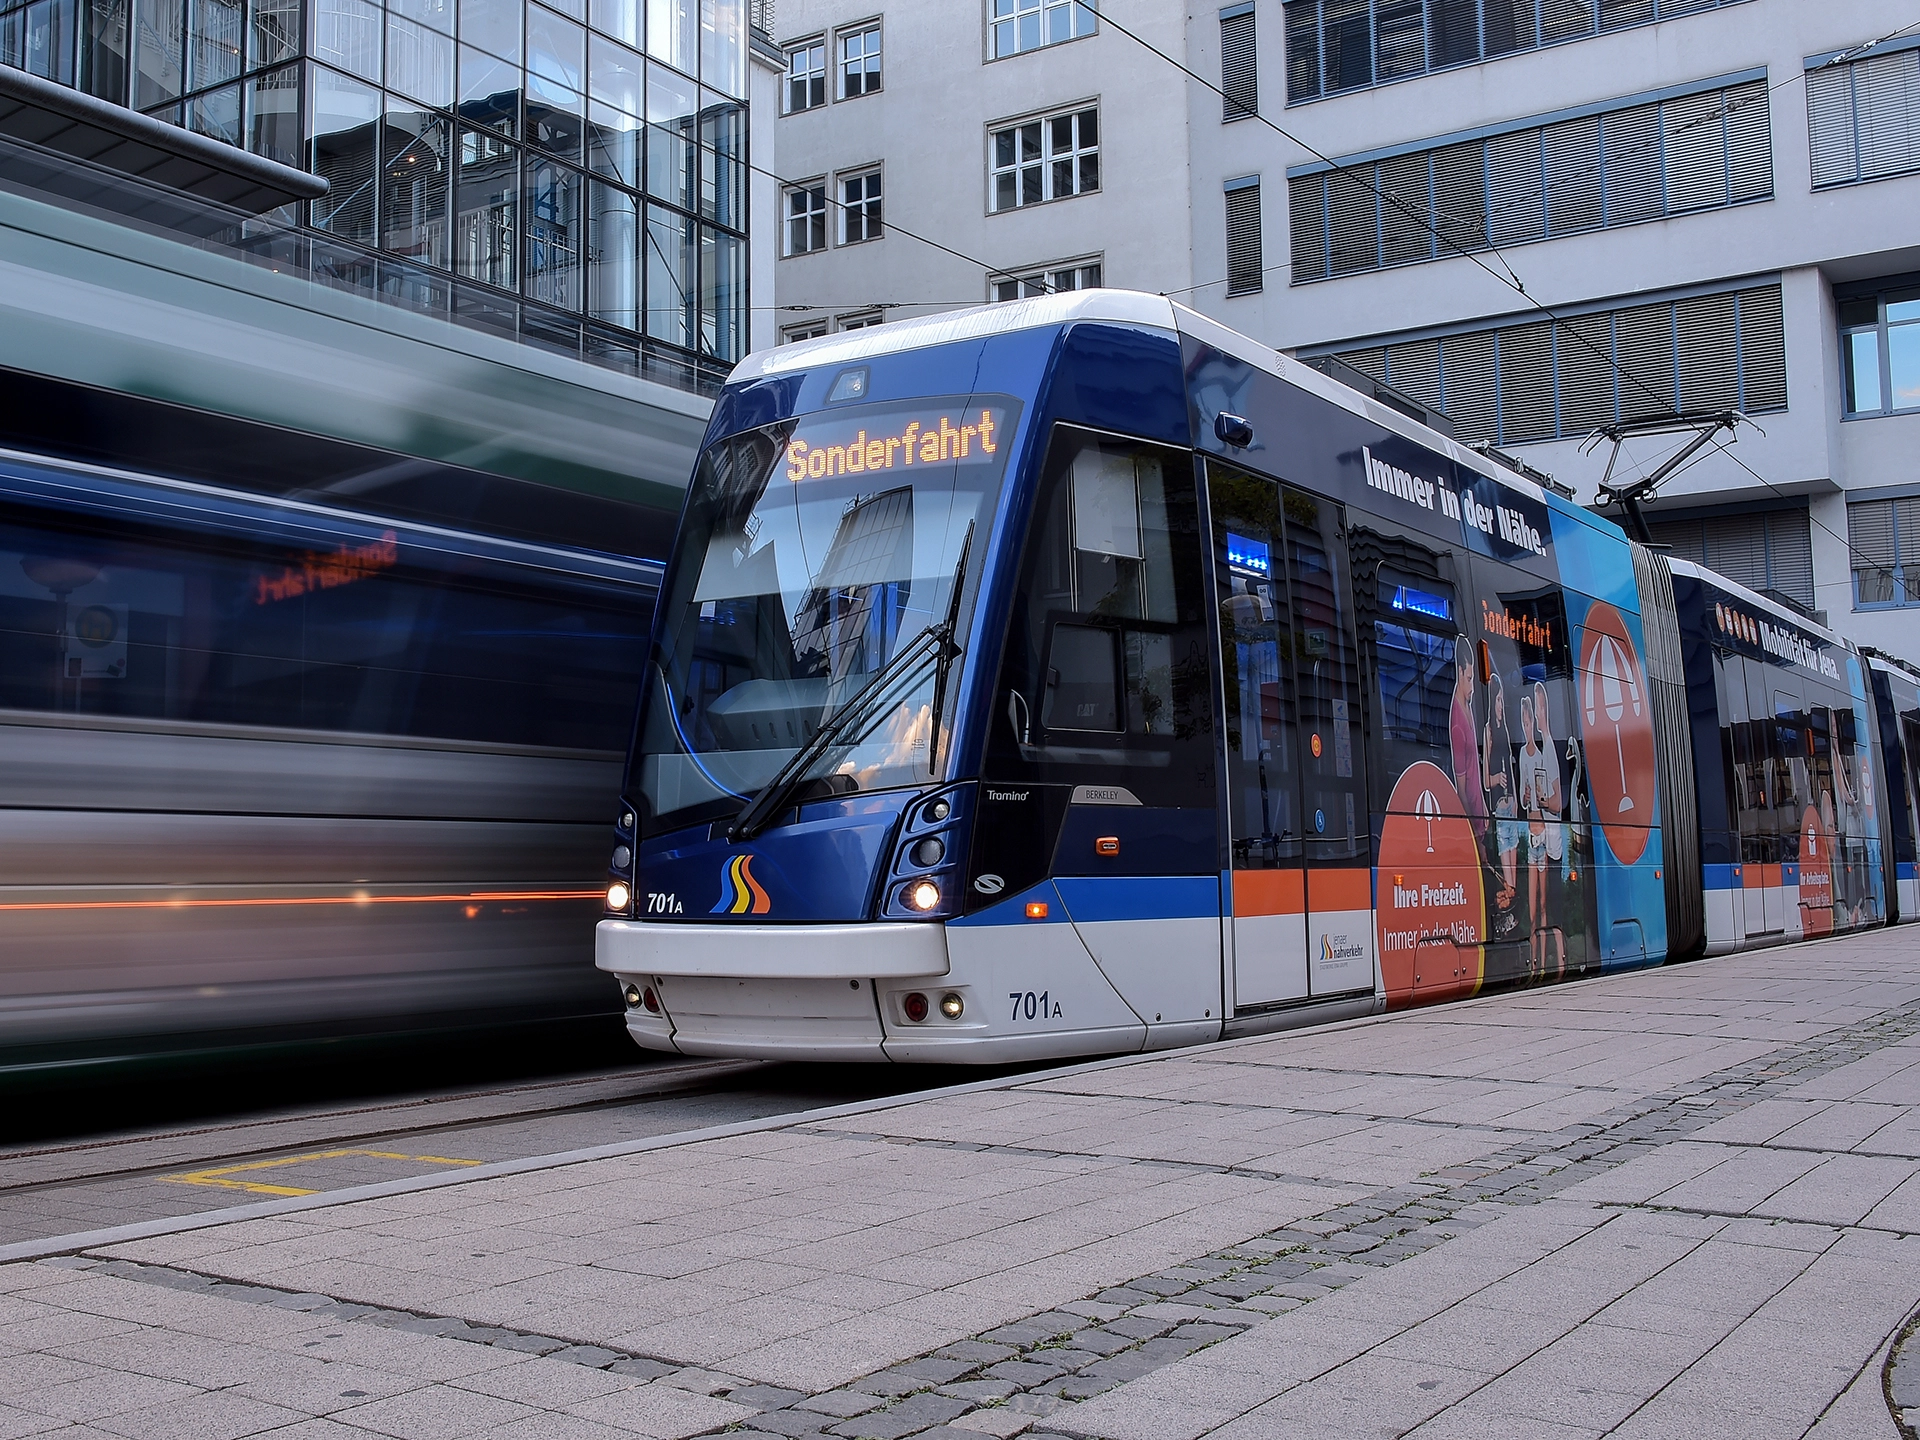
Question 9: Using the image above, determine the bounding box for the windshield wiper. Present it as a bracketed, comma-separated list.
[927, 521, 974, 778]
[727, 529, 973, 844]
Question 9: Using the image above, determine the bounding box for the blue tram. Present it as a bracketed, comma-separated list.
[597, 293, 1909, 1063]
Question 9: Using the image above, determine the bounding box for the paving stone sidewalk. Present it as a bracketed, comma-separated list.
[5, 928, 1920, 1439]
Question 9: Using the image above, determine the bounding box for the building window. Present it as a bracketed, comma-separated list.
[785, 38, 826, 111]
[990, 257, 1102, 300]
[1220, 4, 1256, 120]
[991, 106, 1098, 211]
[1225, 177, 1262, 295]
[1283, 0, 1753, 104]
[990, 0, 1095, 59]
[1648, 508, 1815, 613]
[1314, 282, 1787, 448]
[1808, 40, 1920, 189]
[783, 321, 829, 342]
[1848, 497, 1920, 607]
[785, 180, 827, 253]
[840, 169, 882, 243]
[837, 22, 880, 98]
[1838, 281, 1920, 417]
[1288, 73, 1772, 284]
[838, 312, 885, 330]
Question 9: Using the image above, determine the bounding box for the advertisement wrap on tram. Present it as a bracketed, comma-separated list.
[1182, 336, 1667, 1011]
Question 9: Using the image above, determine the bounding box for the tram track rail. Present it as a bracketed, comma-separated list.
[0, 1056, 762, 1193]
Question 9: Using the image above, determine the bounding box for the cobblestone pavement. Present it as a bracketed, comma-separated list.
[5, 929, 1920, 1439]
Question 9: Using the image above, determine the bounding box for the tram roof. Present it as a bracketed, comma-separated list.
[1866, 649, 1920, 684]
[732, 290, 1551, 506]
[1665, 556, 1851, 651]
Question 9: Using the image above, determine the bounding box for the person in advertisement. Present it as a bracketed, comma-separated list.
[1450, 636, 1488, 846]
[1526, 680, 1567, 978]
[1483, 672, 1520, 940]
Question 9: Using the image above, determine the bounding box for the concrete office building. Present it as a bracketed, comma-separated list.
[770, 0, 1920, 653]
[0, 0, 784, 388]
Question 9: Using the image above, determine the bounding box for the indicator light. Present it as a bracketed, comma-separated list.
[606, 881, 631, 912]
[1026, 901, 1049, 919]
[612, 844, 632, 869]
[907, 879, 941, 911]
[1310, 733, 1323, 758]
[1095, 836, 1120, 857]
[620, 810, 635, 830]
[623, 984, 642, 1007]
[912, 836, 946, 867]
[926, 798, 951, 822]
[939, 992, 964, 1019]
[903, 991, 929, 1022]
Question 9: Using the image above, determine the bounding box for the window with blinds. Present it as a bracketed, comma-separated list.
[1221, 4, 1258, 120]
[1226, 179, 1264, 295]
[1319, 282, 1786, 447]
[1808, 42, 1920, 189]
[1648, 509, 1815, 610]
[1284, 0, 1751, 102]
[1848, 496, 1920, 607]
[1289, 74, 1771, 283]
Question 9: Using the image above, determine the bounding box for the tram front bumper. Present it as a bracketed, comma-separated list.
[596, 919, 950, 1060]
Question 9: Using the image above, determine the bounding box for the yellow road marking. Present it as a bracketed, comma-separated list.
[163, 1148, 483, 1196]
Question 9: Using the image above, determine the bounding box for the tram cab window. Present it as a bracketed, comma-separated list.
[986, 427, 1211, 804]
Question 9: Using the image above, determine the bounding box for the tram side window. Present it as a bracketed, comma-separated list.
[0, 512, 646, 749]
[987, 428, 1213, 804]
[1369, 568, 1457, 777]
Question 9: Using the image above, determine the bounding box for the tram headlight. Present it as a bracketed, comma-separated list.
[906, 879, 941, 912]
[939, 992, 964, 1019]
[924, 798, 951, 823]
[606, 881, 632, 913]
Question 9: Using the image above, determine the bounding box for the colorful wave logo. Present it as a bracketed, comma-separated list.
[711, 854, 771, 915]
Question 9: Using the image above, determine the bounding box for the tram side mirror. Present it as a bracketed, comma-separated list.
[1042, 624, 1122, 733]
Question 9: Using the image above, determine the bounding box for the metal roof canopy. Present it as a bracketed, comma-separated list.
[0, 64, 327, 218]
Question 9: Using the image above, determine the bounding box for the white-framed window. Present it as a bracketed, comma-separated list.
[785, 181, 827, 254]
[991, 106, 1099, 211]
[785, 39, 826, 112]
[838, 312, 885, 330]
[991, 257, 1102, 300]
[840, 169, 882, 243]
[838, 22, 881, 98]
[991, 0, 1095, 58]
[784, 321, 829, 342]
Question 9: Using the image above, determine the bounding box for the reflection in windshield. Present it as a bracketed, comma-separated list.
[633, 395, 1018, 833]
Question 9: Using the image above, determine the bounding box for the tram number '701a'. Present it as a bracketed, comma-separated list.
[1010, 991, 1063, 1021]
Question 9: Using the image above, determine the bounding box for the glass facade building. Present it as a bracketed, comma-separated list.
[0, 0, 753, 389]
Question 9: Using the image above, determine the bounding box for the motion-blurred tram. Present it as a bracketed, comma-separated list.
[597, 292, 1918, 1063]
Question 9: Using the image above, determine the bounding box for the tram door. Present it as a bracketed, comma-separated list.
[1210, 467, 1374, 1010]
[1284, 487, 1375, 997]
[1211, 464, 1306, 1008]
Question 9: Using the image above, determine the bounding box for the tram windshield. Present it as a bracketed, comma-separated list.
[632, 393, 1018, 833]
